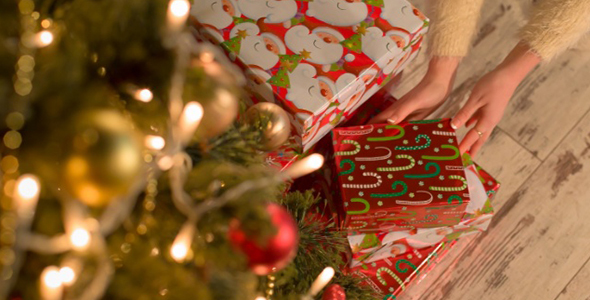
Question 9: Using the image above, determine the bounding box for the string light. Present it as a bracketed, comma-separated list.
[178, 102, 203, 144]
[145, 135, 166, 150]
[70, 228, 91, 250]
[170, 223, 194, 262]
[281, 154, 324, 180]
[306, 267, 335, 298]
[35, 30, 54, 47]
[167, 0, 190, 33]
[40, 266, 63, 300]
[58, 267, 76, 285]
[16, 175, 39, 200]
[134, 88, 153, 102]
[157, 156, 174, 171]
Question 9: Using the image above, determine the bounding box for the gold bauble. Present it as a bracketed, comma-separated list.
[244, 103, 291, 151]
[61, 110, 143, 207]
[186, 58, 240, 141]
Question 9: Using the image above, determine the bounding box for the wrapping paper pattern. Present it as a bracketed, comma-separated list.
[190, 0, 428, 151]
[331, 119, 470, 232]
[268, 87, 397, 172]
[348, 156, 500, 266]
[350, 241, 456, 298]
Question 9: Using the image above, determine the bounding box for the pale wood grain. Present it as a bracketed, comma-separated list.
[555, 258, 590, 300]
[400, 109, 590, 300]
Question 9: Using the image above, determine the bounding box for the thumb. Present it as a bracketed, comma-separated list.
[368, 99, 416, 124]
[451, 96, 480, 129]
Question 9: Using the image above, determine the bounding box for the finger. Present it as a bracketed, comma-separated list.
[469, 130, 492, 158]
[465, 112, 480, 128]
[451, 96, 481, 129]
[469, 117, 495, 156]
[459, 129, 480, 154]
[368, 100, 416, 124]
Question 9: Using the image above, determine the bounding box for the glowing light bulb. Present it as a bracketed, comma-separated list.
[255, 297, 267, 300]
[145, 135, 166, 150]
[36, 30, 54, 47]
[134, 88, 153, 102]
[40, 266, 63, 300]
[170, 242, 188, 262]
[17, 176, 39, 199]
[157, 156, 174, 171]
[183, 102, 203, 123]
[307, 267, 335, 296]
[282, 154, 324, 180]
[170, 223, 194, 262]
[169, 0, 190, 18]
[70, 228, 90, 249]
[59, 267, 76, 285]
[167, 0, 190, 33]
[179, 102, 203, 144]
[42, 267, 62, 288]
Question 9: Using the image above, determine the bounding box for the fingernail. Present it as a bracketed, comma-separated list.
[450, 122, 458, 130]
[387, 118, 397, 124]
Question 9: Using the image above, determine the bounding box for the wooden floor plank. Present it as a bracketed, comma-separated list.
[555, 257, 590, 300]
[401, 109, 590, 300]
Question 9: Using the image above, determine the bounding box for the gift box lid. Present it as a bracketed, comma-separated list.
[331, 119, 471, 232]
[190, 0, 428, 150]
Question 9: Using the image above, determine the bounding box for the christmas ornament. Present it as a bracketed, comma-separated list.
[322, 284, 346, 300]
[228, 203, 299, 275]
[61, 109, 143, 207]
[186, 58, 240, 141]
[244, 103, 291, 151]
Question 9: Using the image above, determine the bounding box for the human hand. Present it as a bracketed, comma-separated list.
[369, 56, 460, 124]
[452, 42, 541, 157]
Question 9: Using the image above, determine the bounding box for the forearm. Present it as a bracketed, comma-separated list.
[521, 0, 590, 61]
[428, 0, 485, 57]
[424, 56, 461, 85]
[495, 42, 541, 89]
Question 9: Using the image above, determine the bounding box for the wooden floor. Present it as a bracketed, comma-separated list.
[393, 1, 590, 299]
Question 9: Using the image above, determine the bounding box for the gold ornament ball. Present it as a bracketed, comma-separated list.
[61, 109, 143, 207]
[244, 103, 291, 151]
[193, 87, 239, 141]
[187, 58, 240, 142]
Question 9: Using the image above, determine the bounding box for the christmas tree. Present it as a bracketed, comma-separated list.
[0, 0, 376, 299]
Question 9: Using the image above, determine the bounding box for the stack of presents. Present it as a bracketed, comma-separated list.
[191, 0, 500, 297]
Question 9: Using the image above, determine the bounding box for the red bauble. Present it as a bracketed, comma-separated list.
[228, 202, 299, 275]
[322, 284, 346, 300]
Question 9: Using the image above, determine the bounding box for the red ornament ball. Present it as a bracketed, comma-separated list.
[322, 284, 346, 300]
[228, 203, 299, 275]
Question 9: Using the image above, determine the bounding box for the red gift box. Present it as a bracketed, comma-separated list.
[350, 241, 456, 298]
[191, 0, 428, 151]
[348, 154, 500, 266]
[330, 119, 470, 232]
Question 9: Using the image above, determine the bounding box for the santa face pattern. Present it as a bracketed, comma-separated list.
[191, 0, 428, 151]
[192, 0, 240, 30]
[285, 26, 344, 66]
[381, 0, 426, 33]
[231, 23, 285, 70]
[245, 68, 275, 103]
[238, 0, 298, 24]
[307, 0, 369, 27]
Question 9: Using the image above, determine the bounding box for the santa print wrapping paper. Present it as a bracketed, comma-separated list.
[331, 119, 470, 233]
[347, 155, 500, 266]
[190, 0, 428, 151]
[349, 241, 456, 298]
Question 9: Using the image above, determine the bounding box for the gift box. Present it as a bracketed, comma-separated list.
[349, 241, 456, 298]
[190, 0, 428, 151]
[266, 84, 398, 172]
[347, 155, 500, 266]
[330, 119, 471, 232]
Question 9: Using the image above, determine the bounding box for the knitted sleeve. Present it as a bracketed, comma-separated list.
[427, 0, 485, 57]
[520, 0, 590, 61]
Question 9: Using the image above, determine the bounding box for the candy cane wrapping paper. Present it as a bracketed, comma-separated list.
[347, 155, 500, 266]
[349, 241, 456, 299]
[330, 119, 470, 232]
[190, 0, 428, 151]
